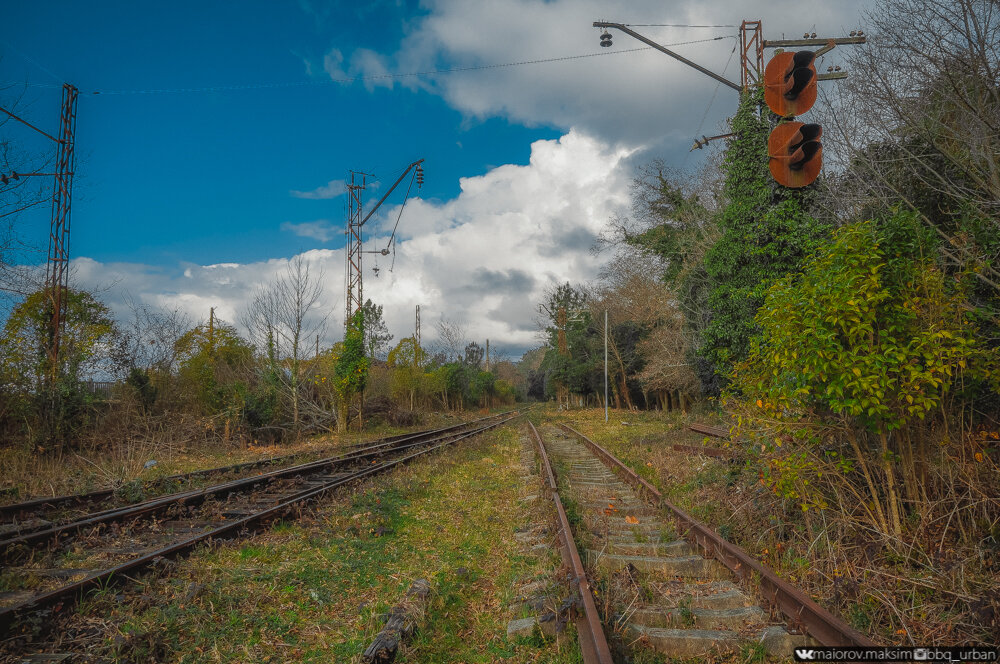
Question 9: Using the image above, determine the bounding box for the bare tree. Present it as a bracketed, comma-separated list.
[821, 0, 1000, 289]
[0, 82, 50, 299]
[243, 256, 328, 434]
[109, 295, 190, 379]
[434, 317, 467, 362]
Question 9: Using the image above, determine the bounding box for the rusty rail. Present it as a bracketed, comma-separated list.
[688, 422, 730, 439]
[559, 423, 876, 649]
[0, 414, 521, 635]
[1, 411, 515, 522]
[527, 422, 614, 664]
[671, 443, 733, 460]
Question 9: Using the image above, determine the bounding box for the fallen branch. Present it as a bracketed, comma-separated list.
[361, 578, 431, 663]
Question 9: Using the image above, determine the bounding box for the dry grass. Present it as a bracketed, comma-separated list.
[554, 406, 1000, 648]
[0, 406, 463, 504]
[1, 424, 583, 663]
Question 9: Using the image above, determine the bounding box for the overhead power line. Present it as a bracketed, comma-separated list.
[3, 36, 732, 96]
[624, 23, 737, 28]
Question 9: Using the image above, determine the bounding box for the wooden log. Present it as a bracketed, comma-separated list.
[361, 578, 431, 663]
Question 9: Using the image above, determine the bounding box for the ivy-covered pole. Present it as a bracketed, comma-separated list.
[334, 310, 369, 432]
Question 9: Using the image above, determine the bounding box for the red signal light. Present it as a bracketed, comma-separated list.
[764, 51, 817, 117]
[768, 122, 822, 188]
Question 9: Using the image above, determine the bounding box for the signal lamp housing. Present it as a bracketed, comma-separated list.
[768, 122, 822, 188]
[764, 50, 818, 117]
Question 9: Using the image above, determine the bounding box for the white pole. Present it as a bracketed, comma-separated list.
[604, 309, 608, 423]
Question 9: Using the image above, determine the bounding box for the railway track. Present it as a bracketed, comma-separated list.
[0, 415, 503, 541]
[527, 419, 876, 661]
[0, 411, 520, 637]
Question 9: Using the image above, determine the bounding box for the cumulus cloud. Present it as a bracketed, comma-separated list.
[281, 219, 339, 242]
[72, 129, 631, 356]
[290, 179, 346, 199]
[321, 0, 870, 154]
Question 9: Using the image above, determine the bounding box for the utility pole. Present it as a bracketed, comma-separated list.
[344, 170, 370, 331]
[604, 309, 608, 423]
[415, 304, 421, 348]
[594, 21, 864, 149]
[46, 84, 79, 383]
[1, 84, 80, 384]
[208, 307, 215, 353]
[343, 159, 424, 331]
[485, 339, 490, 372]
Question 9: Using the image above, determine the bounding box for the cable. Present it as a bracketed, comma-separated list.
[683, 38, 738, 167]
[2, 36, 731, 96]
[624, 23, 737, 28]
[385, 169, 417, 255]
[0, 39, 65, 84]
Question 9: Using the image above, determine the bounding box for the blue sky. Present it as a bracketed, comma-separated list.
[1, 0, 871, 355]
[2, 1, 560, 266]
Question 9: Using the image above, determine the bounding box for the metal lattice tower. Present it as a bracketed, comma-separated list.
[344, 171, 368, 327]
[45, 83, 79, 380]
[740, 20, 764, 91]
[343, 159, 424, 332]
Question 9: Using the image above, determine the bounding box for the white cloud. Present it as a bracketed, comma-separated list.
[322, 0, 871, 153]
[290, 179, 346, 199]
[72, 129, 631, 356]
[281, 219, 339, 242]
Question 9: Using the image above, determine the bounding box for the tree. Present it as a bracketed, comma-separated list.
[334, 310, 369, 431]
[700, 89, 830, 392]
[174, 320, 253, 415]
[462, 341, 484, 369]
[733, 218, 996, 536]
[539, 283, 598, 406]
[0, 287, 116, 447]
[435, 317, 467, 362]
[360, 298, 393, 360]
[243, 256, 327, 434]
[827, 0, 999, 287]
[387, 336, 425, 409]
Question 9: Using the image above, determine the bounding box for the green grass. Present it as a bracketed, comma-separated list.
[76, 425, 580, 663]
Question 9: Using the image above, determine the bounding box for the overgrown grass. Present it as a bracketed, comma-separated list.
[551, 405, 1000, 648]
[33, 425, 581, 663]
[0, 411, 461, 505]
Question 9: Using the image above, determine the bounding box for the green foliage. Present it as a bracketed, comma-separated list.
[539, 283, 599, 397]
[360, 299, 393, 360]
[174, 322, 253, 414]
[0, 288, 116, 395]
[387, 337, 425, 408]
[734, 217, 993, 430]
[0, 288, 116, 445]
[701, 89, 831, 392]
[334, 310, 369, 404]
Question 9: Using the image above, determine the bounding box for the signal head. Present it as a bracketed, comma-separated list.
[768, 121, 822, 188]
[763, 50, 818, 117]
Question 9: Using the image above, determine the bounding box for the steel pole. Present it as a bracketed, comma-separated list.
[604, 309, 608, 423]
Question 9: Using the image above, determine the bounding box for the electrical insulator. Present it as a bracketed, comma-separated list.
[600, 31, 612, 47]
[416, 164, 424, 187]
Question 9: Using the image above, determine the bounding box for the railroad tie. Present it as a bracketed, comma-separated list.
[540, 425, 814, 660]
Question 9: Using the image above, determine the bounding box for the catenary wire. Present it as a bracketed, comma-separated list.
[4, 36, 732, 96]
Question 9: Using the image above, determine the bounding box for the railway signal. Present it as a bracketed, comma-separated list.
[764, 49, 822, 188]
[767, 122, 822, 188]
[763, 50, 817, 117]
